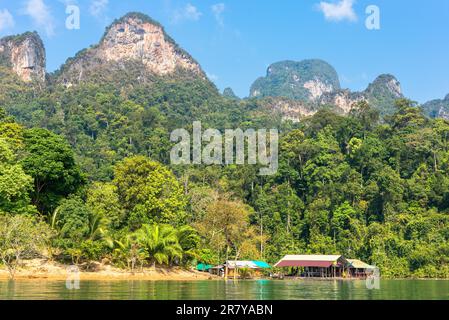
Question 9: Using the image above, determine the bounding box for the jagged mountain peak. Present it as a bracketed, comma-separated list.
[365, 74, 402, 98]
[0, 31, 46, 83]
[55, 12, 204, 85]
[223, 87, 239, 99]
[100, 12, 176, 50]
[108, 12, 164, 29]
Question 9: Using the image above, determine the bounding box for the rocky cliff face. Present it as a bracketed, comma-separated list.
[258, 97, 318, 122]
[321, 74, 403, 114]
[320, 89, 366, 114]
[56, 13, 204, 85]
[258, 74, 404, 122]
[0, 32, 46, 83]
[423, 94, 449, 120]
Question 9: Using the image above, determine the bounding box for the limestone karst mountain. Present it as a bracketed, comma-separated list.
[249, 59, 405, 120]
[250, 59, 341, 101]
[53, 12, 205, 86]
[321, 74, 403, 115]
[423, 94, 449, 120]
[0, 12, 446, 123]
[0, 31, 46, 83]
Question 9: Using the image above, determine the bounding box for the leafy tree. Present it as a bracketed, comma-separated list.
[21, 128, 84, 213]
[195, 198, 260, 263]
[87, 182, 125, 229]
[0, 140, 35, 214]
[114, 156, 187, 228]
[54, 197, 91, 242]
[349, 101, 380, 135]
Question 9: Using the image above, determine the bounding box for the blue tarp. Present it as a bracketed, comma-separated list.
[197, 263, 213, 271]
[252, 261, 271, 269]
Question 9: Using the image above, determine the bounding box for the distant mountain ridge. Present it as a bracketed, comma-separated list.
[0, 12, 447, 121]
[249, 59, 405, 119]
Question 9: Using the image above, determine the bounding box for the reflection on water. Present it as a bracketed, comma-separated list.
[1, 279, 449, 300]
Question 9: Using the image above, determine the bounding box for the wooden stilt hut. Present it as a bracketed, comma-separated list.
[274, 255, 350, 278]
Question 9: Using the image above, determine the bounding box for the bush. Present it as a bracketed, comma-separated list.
[0, 214, 54, 278]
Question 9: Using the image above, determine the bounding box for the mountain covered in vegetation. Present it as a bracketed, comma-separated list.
[422, 94, 449, 120]
[250, 59, 341, 101]
[250, 59, 404, 118]
[1, 12, 449, 279]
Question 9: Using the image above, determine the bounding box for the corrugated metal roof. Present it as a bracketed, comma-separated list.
[281, 255, 342, 262]
[274, 255, 344, 268]
[347, 259, 376, 269]
[225, 260, 272, 269]
[226, 261, 257, 268]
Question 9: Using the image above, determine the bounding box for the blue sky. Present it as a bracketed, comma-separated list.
[1, 0, 449, 103]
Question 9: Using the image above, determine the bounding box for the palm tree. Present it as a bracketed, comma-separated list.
[87, 211, 108, 241]
[136, 224, 183, 268]
[176, 225, 200, 265]
[49, 207, 60, 230]
[113, 234, 147, 273]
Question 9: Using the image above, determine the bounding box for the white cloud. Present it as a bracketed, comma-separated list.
[23, 0, 55, 37]
[211, 3, 225, 27]
[172, 3, 202, 24]
[317, 0, 357, 22]
[0, 9, 15, 32]
[89, 0, 108, 18]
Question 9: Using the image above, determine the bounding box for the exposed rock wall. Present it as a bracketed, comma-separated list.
[0, 32, 46, 83]
[57, 13, 204, 85]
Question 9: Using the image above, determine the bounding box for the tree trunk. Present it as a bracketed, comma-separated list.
[131, 257, 136, 275]
[224, 246, 229, 280]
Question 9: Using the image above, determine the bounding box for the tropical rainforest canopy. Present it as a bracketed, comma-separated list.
[1, 46, 449, 278]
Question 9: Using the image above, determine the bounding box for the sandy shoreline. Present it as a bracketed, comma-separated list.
[3, 260, 446, 281]
[0, 259, 218, 281]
